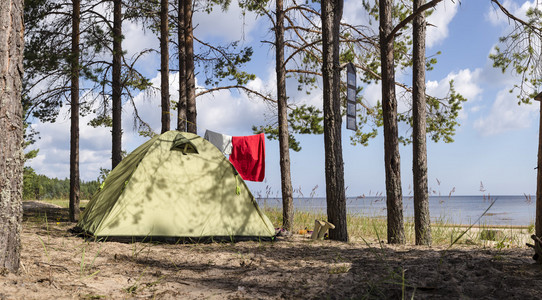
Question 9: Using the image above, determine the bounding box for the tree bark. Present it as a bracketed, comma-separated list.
[177, 0, 187, 132]
[0, 0, 24, 273]
[160, 0, 170, 133]
[379, 0, 404, 244]
[111, 0, 122, 168]
[185, 0, 197, 134]
[275, 0, 294, 231]
[69, 0, 81, 222]
[321, 0, 348, 242]
[412, 0, 431, 246]
[536, 99, 542, 240]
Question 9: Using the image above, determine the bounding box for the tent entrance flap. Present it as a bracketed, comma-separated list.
[171, 135, 198, 154]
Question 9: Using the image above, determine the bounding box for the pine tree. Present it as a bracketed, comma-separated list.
[112, 0, 123, 168]
[322, 0, 348, 241]
[412, 0, 431, 246]
[69, 0, 81, 222]
[275, 0, 295, 231]
[160, 0, 170, 133]
[0, 0, 24, 272]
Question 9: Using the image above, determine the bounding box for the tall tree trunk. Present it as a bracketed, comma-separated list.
[69, 0, 81, 222]
[321, 0, 348, 242]
[111, 0, 122, 168]
[160, 0, 170, 133]
[185, 0, 197, 134]
[412, 0, 431, 246]
[536, 99, 542, 240]
[0, 0, 24, 273]
[275, 0, 294, 231]
[177, 0, 187, 131]
[379, 0, 404, 244]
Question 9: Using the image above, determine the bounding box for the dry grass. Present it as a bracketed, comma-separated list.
[25, 198, 532, 249]
[262, 207, 533, 248]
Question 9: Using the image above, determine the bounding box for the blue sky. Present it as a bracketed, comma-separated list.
[27, 0, 542, 197]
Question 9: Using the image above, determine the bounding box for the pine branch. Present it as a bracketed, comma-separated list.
[387, 0, 444, 42]
[491, 0, 542, 35]
[286, 69, 322, 76]
[196, 85, 277, 104]
[284, 39, 322, 66]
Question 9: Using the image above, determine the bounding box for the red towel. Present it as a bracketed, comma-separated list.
[229, 133, 265, 182]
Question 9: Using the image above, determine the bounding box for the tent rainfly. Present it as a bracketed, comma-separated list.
[75, 131, 275, 242]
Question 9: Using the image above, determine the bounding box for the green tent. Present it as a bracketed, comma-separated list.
[76, 131, 275, 242]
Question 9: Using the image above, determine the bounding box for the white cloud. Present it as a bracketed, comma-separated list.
[197, 81, 273, 135]
[486, 0, 515, 26]
[360, 68, 483, 119]
[342, 0, 377, 31]
[487, 0, 542, 26]
[426, 68, 483, 102]
[473, 87, 538, 136]
[122, 70, 276, 135]
[123, 21, 157, 55]
[362, 82, 382, 107]
[343, 0, 460, 48]
[478, 46, 520, 88]
[470, 105, 484, 113]
[343, 0, 459, 48]
[193, 3, 262, 43]
[121, 72, 163, 136]
[123, 21, 159, 69]
[27, 102, 112, 181]
[426, 0, 460, 48]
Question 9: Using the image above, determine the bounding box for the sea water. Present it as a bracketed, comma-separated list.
[256, 195, 536, 226]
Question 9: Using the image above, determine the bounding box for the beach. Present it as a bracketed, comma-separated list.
[0, 201, 540, 299]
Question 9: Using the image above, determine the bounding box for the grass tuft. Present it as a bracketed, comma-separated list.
[262, 205, 531, 247]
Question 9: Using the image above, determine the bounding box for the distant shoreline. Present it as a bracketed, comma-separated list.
[428, 223, 530, 229]
[257, 195, 536, 227]
[256, 194, 534, 199]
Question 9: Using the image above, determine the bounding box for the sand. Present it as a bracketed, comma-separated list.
[0, 201, 541, 299]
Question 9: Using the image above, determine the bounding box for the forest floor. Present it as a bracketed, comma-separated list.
[0, 201, 541, 299]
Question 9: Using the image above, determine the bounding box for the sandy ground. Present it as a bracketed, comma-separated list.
[0, 201, 541, 299]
